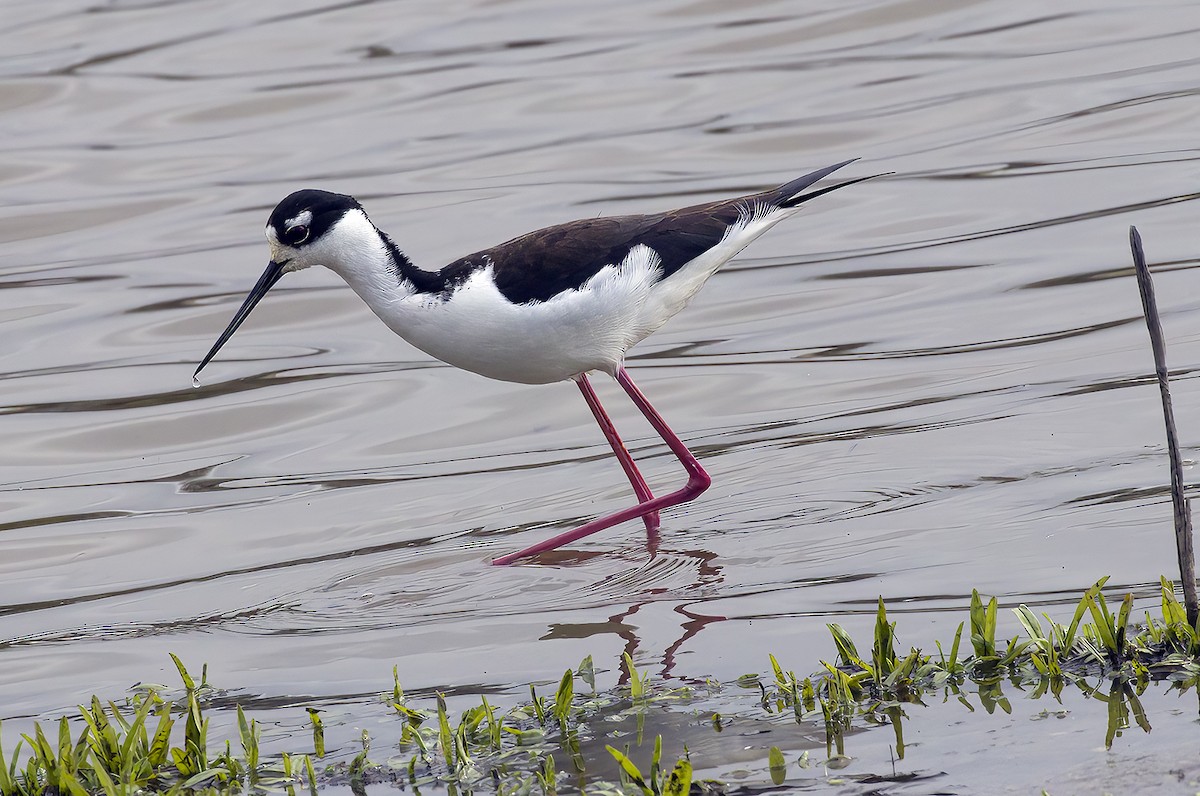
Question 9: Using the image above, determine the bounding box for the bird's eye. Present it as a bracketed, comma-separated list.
[284, 224, 310, 246]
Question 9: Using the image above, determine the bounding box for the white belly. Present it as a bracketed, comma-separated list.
[392, 245, 666, 384]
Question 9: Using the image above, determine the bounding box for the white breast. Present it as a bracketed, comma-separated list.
[392, 245, 666, 384]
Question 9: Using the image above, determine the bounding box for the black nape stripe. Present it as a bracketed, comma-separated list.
[380, 232, 447, 294]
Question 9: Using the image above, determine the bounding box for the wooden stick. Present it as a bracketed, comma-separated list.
[1129, 226, 1198, 626]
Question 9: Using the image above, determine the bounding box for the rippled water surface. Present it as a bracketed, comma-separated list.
[3, 0, 1200, 791]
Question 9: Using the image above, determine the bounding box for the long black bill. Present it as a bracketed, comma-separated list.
[194, 260, 286, 380]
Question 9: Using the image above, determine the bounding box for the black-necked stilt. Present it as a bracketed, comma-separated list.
[195, 159, 875, 564]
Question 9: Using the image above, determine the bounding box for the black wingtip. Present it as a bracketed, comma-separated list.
[780, 169, 892, 208]
[771, 159, 863, 208]
[773, 159, 858, 202]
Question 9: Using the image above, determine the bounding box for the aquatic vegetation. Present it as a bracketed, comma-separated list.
[1, 578, 1197, 795]
[757, 577, 1199, 761]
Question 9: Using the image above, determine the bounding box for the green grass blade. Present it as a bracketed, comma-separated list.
[1062, 581, 1104, 649]
[605, 745, 651, 796]
[1115, 593, 1133, 650]
[662, 758, 692, 796]
[577, 655, 596, 693]
[89, 747, 118, 796]
[1084, 591, 1119, 656]
[169, 653, 196, 692]
[624, 653, 644, 701]
[436, 694, 454, 768]
[648, 735, 662, 796]
[1013, 605, 1046, 644]
[826, 624, 866, 670]
[0, 722, 12, 796]
[768, 746, 787, 785]
[304, 754, 318, 796]
[872, 598, 897, 680]
[553, 669, 574, 727]
[392, 665, 404, 704]
[57, 768, 89, 796]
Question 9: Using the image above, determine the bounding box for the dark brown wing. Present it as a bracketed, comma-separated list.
[437, 198, 745, 304]
[429, 160, 864, 305]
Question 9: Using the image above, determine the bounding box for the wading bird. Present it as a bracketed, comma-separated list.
[195, 159, 874, 563]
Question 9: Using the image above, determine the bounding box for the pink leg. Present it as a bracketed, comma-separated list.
[576, 373, 660, 534]
[492, 367, 712, 565]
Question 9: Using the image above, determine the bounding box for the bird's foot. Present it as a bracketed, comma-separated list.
[492, 470, 708, 565]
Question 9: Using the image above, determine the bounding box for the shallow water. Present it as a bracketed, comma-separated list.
[2, 0, 1199, 791]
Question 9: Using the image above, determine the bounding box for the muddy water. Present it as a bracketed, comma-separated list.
[3, 0, 1199, 790]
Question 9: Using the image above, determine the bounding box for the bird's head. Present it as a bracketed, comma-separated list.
[265, 189, 365, 272]
[194, 189, 367, 381]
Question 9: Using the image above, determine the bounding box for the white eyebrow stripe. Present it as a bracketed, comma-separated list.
[286, 210, 313, 229]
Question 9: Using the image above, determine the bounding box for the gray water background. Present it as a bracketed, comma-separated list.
[3, 1, 1200, 791]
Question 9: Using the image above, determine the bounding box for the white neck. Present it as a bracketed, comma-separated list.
[303, 210, 424, 333]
